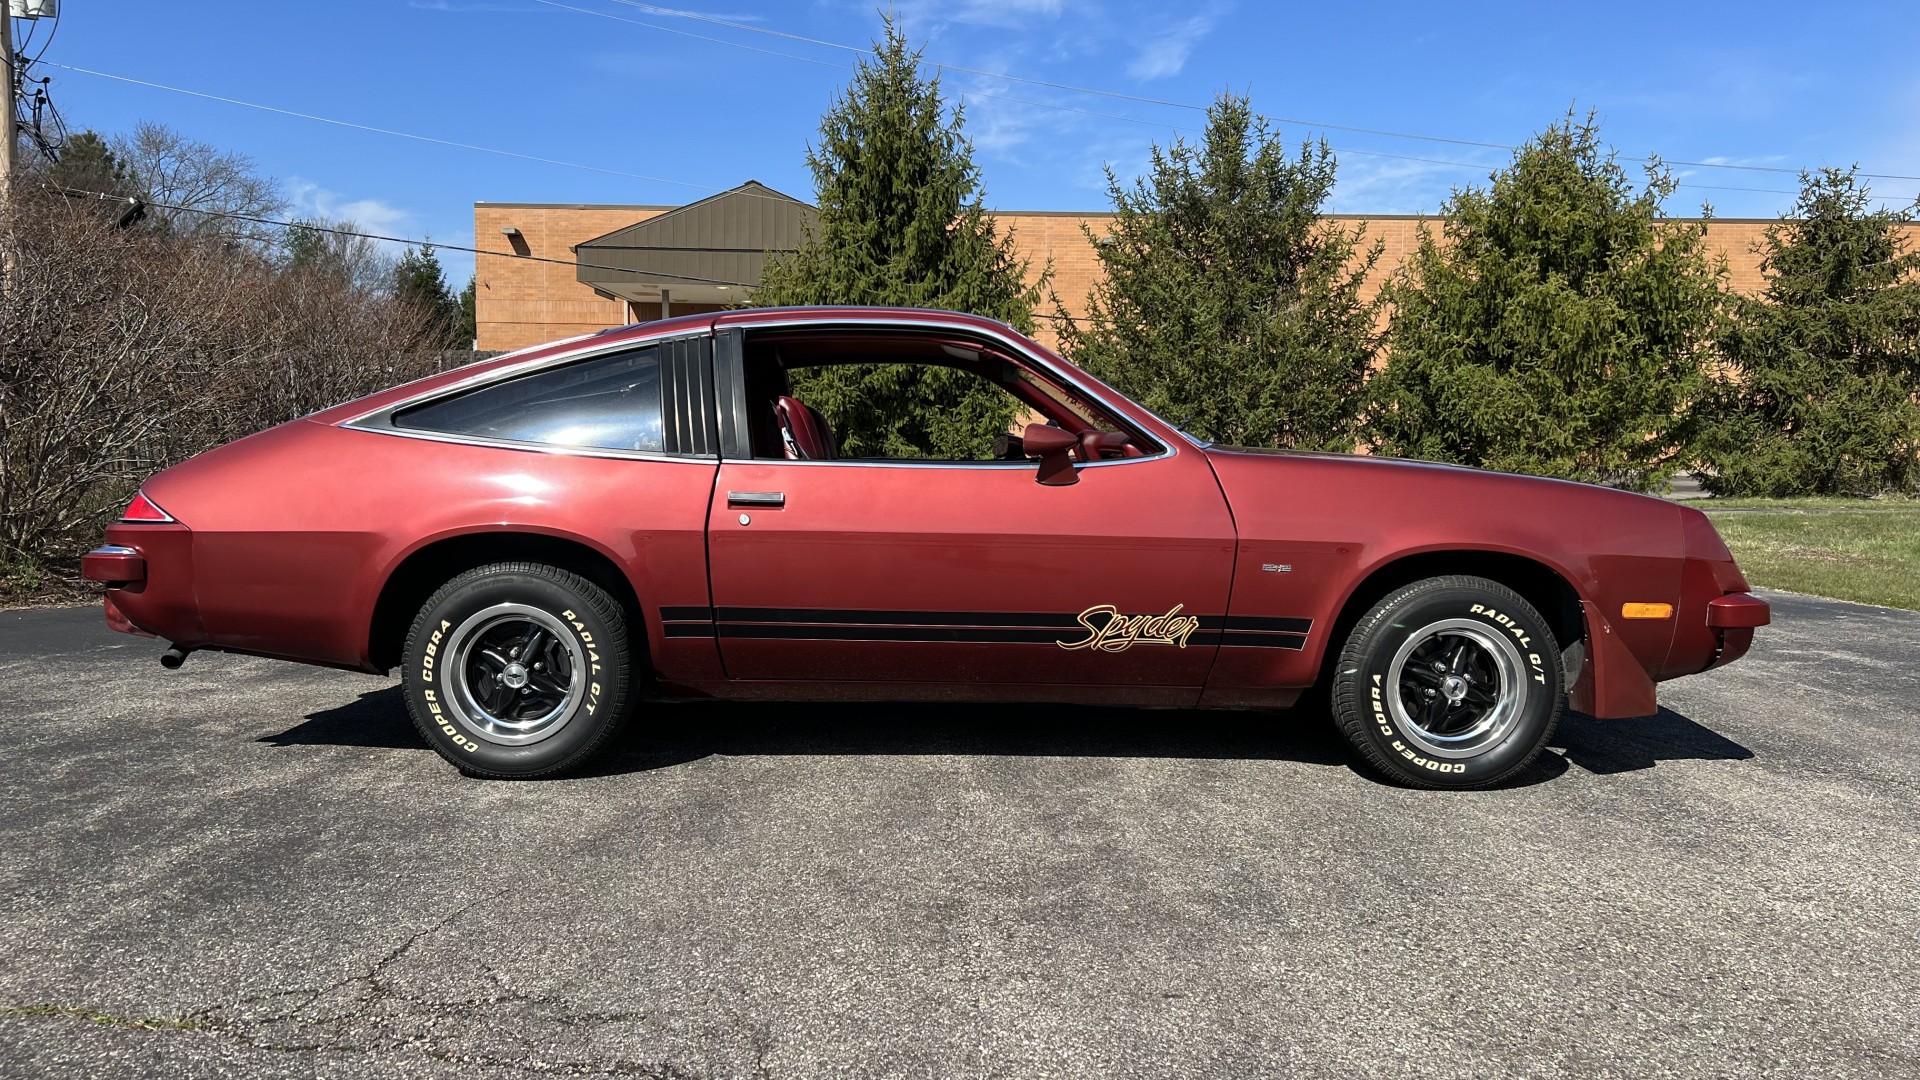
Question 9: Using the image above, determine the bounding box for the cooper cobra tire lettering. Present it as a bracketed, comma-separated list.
[400, 562, 635, 779]
[1330, 575, 1567, 790]
[420, 619, 450, 684]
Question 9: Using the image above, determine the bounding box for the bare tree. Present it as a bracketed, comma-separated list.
[0, 187, 441, 597]
[112, 121, 288, 246]
[282, 217, 397, 295]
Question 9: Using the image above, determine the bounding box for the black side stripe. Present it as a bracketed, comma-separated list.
[656, 607, 1312, 649]
[715, 607, 1083, 628]
[718, 624, 1070, 644]
[1214, 631, 1308, 651]
[1218, 614, 1312, 634]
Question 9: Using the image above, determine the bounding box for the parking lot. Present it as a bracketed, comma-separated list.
[1, 590, 1916, 1079]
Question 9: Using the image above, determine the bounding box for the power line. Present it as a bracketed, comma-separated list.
[531, 0, 848, 69]
[547, 3, 1919, 202]
[535, 0, 1192, 139]
[585, 0, 1920, 184]
[54, 186, 764, 289]
[47, 54, 1918, 211]
[43, 62, 756, 197]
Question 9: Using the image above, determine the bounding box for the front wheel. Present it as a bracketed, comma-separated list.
[1330, 575, 1565, 788]
[401, 562, 634, 779]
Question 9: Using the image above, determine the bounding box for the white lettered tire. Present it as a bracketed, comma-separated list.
[1330, 575, 1565, 788]
[401, 562, 633, 779]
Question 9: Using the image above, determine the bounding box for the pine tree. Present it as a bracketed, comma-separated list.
[1686, 170, 1920, 496]
[456, 276, 478, 349]
[1056, 95, 1381, 450]
[1367, 111, 1725, 490]
[44, 131, 140, 225]
[749, 17, 1046, 458]
[392, 243, 462, 348]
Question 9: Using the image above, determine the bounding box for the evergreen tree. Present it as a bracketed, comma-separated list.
[1367, 111, 1725, 490]
[44, 131, 141, 225]
[1686, 170, 1920, 496]
[1057, 95, 1381, 450]
[456, 276, 478, 348]
[750, 17, 1047, 458]
[393, 243, 463, 348]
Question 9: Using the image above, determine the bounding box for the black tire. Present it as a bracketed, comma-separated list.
[1330, 575, 1564, 789]
[401, 561, 634, 779]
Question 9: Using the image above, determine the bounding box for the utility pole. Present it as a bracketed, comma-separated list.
[1, 7, 15, 216]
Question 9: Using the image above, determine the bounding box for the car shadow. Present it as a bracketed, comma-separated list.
[262, 688, 1748, 786]
[1552, 707, 1755, 775]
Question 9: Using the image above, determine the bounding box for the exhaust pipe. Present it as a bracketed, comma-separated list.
[159, 644, 193, 669]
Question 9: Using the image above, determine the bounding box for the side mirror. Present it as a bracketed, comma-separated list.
[1022, 423, 1079, 486]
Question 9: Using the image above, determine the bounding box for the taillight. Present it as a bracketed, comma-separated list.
[119, 491, 176, 523]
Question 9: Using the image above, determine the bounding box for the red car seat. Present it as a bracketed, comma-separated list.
[774, 396, 839, 460]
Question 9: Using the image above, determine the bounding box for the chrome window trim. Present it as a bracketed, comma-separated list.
[726, 455, 1157, 472]
[336, 313, 1200, 470]
[340, 328, 713, 429]
[337, 423, 717, 465]
[711, 313, 1188, 468]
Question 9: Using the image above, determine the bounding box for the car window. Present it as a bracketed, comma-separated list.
[395, 347, 664, 452]
[780, 360, 1028, 462]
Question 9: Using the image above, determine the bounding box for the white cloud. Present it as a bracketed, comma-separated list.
[1328, 152, 1496, 216]
[408, 1, 545, 11]
[1125, 4, 1225, 81]
[286, 179, 417, 242]
[885, 0, 1072, 35]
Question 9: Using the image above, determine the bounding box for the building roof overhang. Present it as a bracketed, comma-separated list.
[573, 179, 816, 305]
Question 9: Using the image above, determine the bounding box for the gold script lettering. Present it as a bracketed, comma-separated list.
[1057, 604, 1201, 652]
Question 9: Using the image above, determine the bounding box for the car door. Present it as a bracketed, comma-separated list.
[695, 329, 1238, 694]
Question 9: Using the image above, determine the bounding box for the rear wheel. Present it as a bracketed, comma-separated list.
[401, 562, 634, 778]
[1330, 575, 1564, 788]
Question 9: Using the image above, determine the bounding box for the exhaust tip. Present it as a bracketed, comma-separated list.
[159, 645, 192, 669]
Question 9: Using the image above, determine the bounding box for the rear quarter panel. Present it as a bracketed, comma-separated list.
[144, 419, 718, 673]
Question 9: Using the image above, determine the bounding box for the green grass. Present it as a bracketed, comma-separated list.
[1697, 496, 1920, 610]
[0, 1004, 212, 1031]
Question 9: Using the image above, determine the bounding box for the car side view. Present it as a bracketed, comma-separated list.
[83, 307, 1769, 787]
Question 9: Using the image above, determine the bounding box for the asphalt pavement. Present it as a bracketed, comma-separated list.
[1, 591, 1916, 1079]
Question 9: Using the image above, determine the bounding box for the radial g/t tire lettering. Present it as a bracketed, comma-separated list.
[401, 561, 634, 779]
[1330, 575, 1565, 789]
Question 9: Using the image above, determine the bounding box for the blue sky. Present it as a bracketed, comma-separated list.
[28, 1, 1920, 286]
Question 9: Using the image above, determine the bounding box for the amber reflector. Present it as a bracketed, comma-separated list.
[1621, 603, 1673, 620]
[120, 492, 174, 523]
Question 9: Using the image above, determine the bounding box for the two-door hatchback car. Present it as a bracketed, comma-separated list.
[84, 307, 1769, 787]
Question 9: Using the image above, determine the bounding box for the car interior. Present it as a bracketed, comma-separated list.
[739, 329, 1158, 464]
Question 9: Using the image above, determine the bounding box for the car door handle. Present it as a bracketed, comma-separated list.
[727, 491, 785, 508]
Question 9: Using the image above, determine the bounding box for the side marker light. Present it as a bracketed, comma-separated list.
[1621, 603, 1673, 620]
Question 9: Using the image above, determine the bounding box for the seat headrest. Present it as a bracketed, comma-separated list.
[775, 395, 836, 460]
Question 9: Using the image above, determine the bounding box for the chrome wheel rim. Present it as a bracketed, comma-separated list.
[1387, 618, 1529, 760]
[444, 604, 585, 746]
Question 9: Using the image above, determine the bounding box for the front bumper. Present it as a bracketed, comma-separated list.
[1707, 592, 1771, 629]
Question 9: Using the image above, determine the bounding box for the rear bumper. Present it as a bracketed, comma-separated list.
[82, 545, 146, 584]
[86, 524, 207, 646]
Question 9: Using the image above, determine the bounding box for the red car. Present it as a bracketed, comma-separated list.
[83, 307, 1768, 787]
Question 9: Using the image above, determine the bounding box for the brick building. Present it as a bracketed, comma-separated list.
[472, 181, 1880, 354]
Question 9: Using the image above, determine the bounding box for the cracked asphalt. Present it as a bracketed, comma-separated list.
[1, 590, 1916, 1079]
